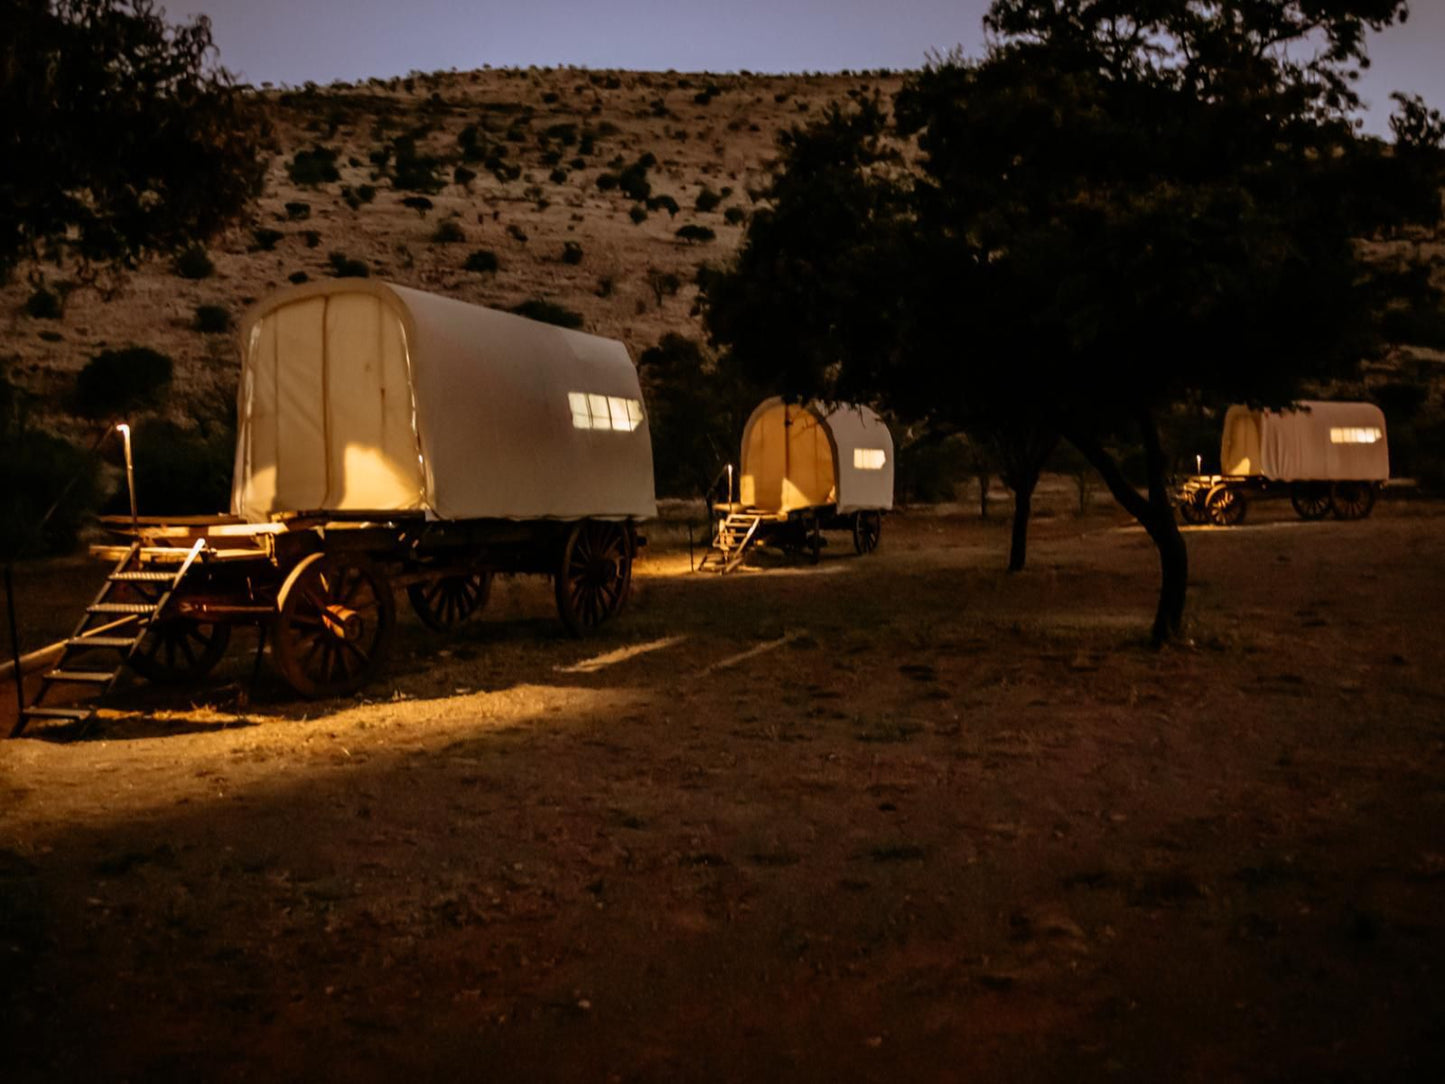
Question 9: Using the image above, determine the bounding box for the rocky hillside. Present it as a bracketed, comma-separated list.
[2, 66, 902, 430]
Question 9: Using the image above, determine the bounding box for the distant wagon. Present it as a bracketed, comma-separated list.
[19, 281, 655, 732]
[1178, 401, 1388, 526]
[704, 397, 894, 571]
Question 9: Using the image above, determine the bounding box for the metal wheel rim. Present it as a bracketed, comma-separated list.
[854, 512, 882, 554]
[1207, 488, 1245, 526]
[274, 559, 394, 698]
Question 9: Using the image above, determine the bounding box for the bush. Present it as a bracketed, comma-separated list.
[0, 414, 100, 558]
[431, 219, 466, 244]
[101, 418, 234, 517]
[390, 136, 444, 193]
[629, 205, 648, 225]
[284, 201, 312, 222]
[675, 224, 716, 244]
[561, 241, 583, 265]
[646, 268, 682, 305]
[596, 172, 619, 191]
[506, 223, 528, 243]
[74, 346, 173, 418]
[327, 251, 370, 278]
[288, 270, 310, 284]
[173, 245, 215, 279]
[194, 305, 231, 333]
[356, 183, 376, 204]
[646, 194, 680, 217]
[694, 186, 722, 213]
[402, 195, 433, 217]
[511, 299, 583, 329]
[549, 168, 569, 184]
[287, 145, 341, 187]
[251, 227, 284, 251]
[454, 165, 477, 187]
[724, 206, 746, 226]
[463, 249, 500, 273]
[24, 287, 62, 319]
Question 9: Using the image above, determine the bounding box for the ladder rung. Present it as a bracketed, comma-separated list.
[109, 571, 175, 582]
[66, 636, 139, 650]
[43, 669, 117, 684]
[21, 707, 95, 721]
[89, 603, 160, 615]
[138, 548, 191, 561]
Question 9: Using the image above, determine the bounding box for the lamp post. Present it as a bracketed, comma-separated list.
[116, 423, 137, 529]
[726, 463, 734, 506]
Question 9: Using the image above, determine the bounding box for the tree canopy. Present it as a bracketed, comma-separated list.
[702, 0, 1445, 642]
[0, 0, 269, 278]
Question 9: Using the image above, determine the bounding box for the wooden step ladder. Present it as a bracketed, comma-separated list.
[699, 511, 765, 574]
[12, 539, 204, 737]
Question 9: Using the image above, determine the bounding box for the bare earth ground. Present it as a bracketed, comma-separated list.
[3, 499, 1445, 1082]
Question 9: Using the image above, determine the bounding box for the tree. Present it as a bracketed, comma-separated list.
[0, 0, 268, 279]
[704, 0, 1445, 643]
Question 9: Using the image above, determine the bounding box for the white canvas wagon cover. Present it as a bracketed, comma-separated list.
[738, 397, 894, 515]
[232, 281, 656, 522]
[1220, 401, 1388, 482]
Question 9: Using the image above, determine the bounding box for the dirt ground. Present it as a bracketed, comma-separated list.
[3, 497, 1444, 1082]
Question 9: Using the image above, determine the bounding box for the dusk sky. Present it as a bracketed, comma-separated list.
[189, 0, 1445, 135]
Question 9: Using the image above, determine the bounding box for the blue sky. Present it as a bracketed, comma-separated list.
[189, 0, 1445, 136]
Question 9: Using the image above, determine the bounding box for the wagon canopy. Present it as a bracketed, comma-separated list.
[233, 281, 656, 522]
[738, 397, 894, 515]
[1220, 401, 1389, 482]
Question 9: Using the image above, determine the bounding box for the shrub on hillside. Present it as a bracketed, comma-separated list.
[724, 206, 746, 226]
[24, 287, 62, 319]
[646, 194, 680, 217]
[463, 249, 500, 273]
[511, 299, 583, 329]
[251, 227, 284, 251]
[288, 271, 309, 284]
[675, 224, 716, 245]
[0, 384, 100, 558]
[402, 196, 434, 217]
[287, 145, 341, 187]
[194, 305, 231, 333]
[630, 206, 648, 225]
[284, 201, 311, 221]
[431, 220, 466, 244]
[74, 346, 173, 418]
[561, 241, 583, 265]
[173, 245, 215, 279]
[694, 187, 722, 213]
[327, 252, 369, 278]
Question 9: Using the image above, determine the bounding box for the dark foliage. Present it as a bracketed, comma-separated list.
[172, 244, 214, 279]
[511, 299, 583, 329]
[0, 0, 268, 276]
[251, 227, 283, 251]
[101, 415, 233, 516]
[287, 145, 340, 187]
[193, 304, 230, 333]
[463, 249, 500, 273]
[676, 224, 716, 244]
[326, 251, 369, 278]
[694, 186, 722, 213]
[431, 219, 466, 244]
[283, 201, 311, 221]
[24, 286, 62, 319]
[74, 345, 172, 418]
[0, 368, 100, 558]
[561, 241, 583, 265]
[637, 334, 748, 497]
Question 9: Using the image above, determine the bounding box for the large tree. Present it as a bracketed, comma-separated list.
[0, 0, 268, 279]
[704, 0, 1444, 643]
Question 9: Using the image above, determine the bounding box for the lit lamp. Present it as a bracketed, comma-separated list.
[115, 422, 138, 529]
[726, 463, 734, 505]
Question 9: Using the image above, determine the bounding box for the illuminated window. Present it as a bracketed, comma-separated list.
[854, 448, 887, 470]
[1329, 427, 1382, 445]
[568, 392, 644, 432]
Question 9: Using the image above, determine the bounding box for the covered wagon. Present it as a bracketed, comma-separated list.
[1178, 401, 1388, 526]
[19, 281, 655, 732]
[704, 396, 894, 571]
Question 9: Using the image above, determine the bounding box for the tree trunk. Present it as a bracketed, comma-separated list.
[1065, 414, 1188, 645]
[1008, 481, 1034, 573]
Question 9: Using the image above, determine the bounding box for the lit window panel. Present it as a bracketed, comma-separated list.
[587, 393, 612, 430]
[1329, 427, 1382, 444]
[625, 399, 645, 430]
[854, 448, 887, 470]
[608, 396, 632, 431]
[568, 392, 644, 432]
[568, 392, 591, 429]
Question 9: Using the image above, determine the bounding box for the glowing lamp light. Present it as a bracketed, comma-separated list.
[115, 421, 138, 526]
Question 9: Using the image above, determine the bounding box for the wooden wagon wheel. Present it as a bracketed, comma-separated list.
[554, 521, 633, 638]
[1205, 485, 1247, 527]
[852, 511, 883, 555]
[1177, 489, 1209, 525]
[272, 556, 395, 698]
[407, 572, 492, 632]
[1331, 481, 1376, 521]
[128, 620, 232, 685]
[1289, 482, 1333, 521]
